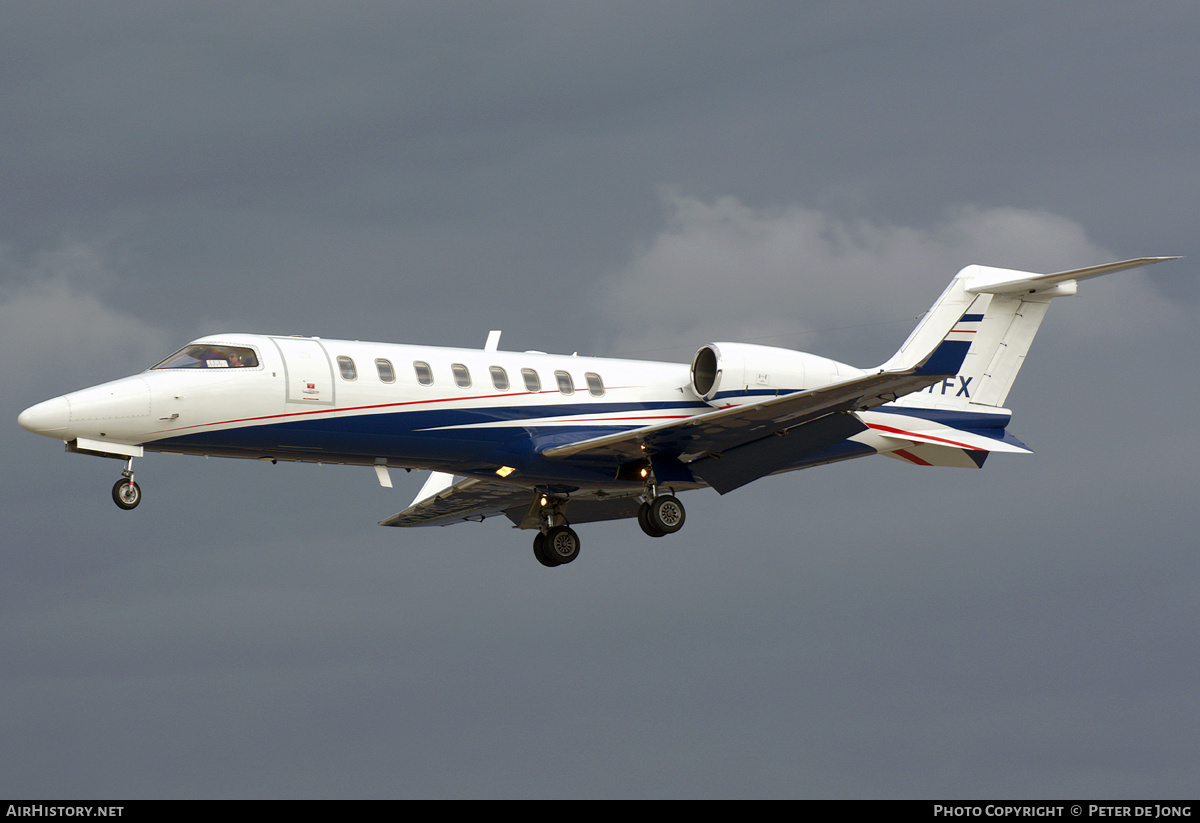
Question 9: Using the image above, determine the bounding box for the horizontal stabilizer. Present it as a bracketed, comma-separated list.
[964, 257, 1179, 296]
[866, 412, 1031, 454]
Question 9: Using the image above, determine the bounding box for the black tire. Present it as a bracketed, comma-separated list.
[112, 478, 141, 510]
[533, 532, 560, 567]
[543, 525, 580, 564]
[647, 495, 685, 534]
[638, 501, 666, 537]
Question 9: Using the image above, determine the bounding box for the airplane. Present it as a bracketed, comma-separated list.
[18, 257, 1178, 567]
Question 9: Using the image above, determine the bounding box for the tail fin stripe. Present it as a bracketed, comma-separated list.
[913, 339, 971, 376]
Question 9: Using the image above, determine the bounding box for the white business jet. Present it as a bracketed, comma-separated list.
[19, 257, 1176, 567]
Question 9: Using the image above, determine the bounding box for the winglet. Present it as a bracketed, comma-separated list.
[411, 470, 458, 507]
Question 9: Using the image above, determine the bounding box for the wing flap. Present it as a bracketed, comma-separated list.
[687, 411, 868, 494]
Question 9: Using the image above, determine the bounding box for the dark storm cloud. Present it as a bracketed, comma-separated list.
[3, 1, 1198, 798]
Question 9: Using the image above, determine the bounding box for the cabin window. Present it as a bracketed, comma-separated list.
[555, 370, 574, 396]
[521, 368, 540, 393]
[152, 344, 259, 370]
[452, 363, 471, 388]
[413, 361, 433, 386]
[490, 366, 509, 391]
[376, 359, 395, 383]
[585, 372, 605, 397]
[337, 356, 357, 380]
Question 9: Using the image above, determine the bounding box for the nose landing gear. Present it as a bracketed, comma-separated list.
[111, 459, 141, 510]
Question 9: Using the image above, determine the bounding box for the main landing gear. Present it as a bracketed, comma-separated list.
[111, 458, 141, 510]
[529, 482, 687, 568]
[532, 496, 581, 568]
[638, 494, 685, 537]
[637, 473, 686, 538]
[533, 525, 581, 567]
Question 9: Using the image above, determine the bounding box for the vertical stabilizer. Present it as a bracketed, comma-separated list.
[894, 257, 1177, 411]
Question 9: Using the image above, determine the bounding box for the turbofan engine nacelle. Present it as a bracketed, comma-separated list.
[689, 342, 864, 406]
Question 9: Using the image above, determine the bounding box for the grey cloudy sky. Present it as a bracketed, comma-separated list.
[3, 2, 1198, 798]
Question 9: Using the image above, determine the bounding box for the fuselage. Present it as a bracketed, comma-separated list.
[19, 333, 910, 493]
[19, 332, 1018, 498]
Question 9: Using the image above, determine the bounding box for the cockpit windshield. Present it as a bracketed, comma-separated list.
[152, 345, 259, 370]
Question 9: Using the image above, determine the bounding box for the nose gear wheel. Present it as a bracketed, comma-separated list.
[112, 478, 141, 510]
[111, 458, 141, 510]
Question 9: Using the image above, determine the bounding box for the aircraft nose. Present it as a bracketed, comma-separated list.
[18, 396, 71, 437]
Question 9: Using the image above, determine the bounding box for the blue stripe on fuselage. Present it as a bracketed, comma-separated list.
[146, 400, 710, 482]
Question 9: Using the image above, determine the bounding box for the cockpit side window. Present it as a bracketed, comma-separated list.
[152, 345, 259, 370]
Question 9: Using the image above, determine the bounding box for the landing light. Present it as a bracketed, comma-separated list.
[496, 466, 515, 478]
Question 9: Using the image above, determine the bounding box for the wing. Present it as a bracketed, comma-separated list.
[542, 369, 945, 493]
[380, 472, 651, 528]
[379, 471, 649, 528]
[544, 369, 942, 462]
[543, 312, 980, 494]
